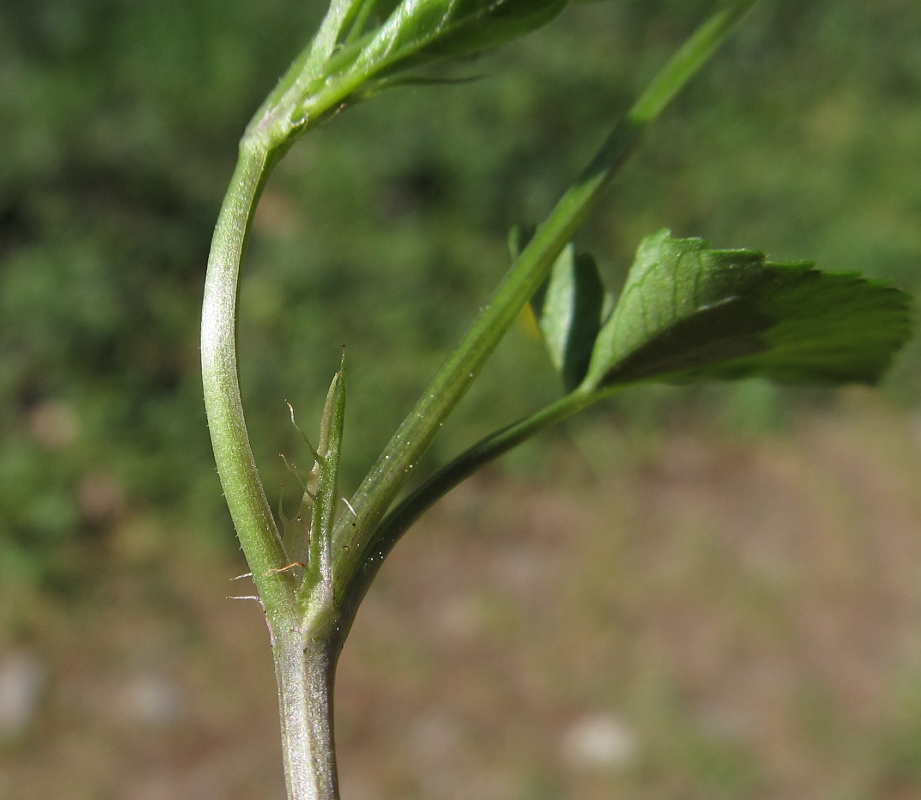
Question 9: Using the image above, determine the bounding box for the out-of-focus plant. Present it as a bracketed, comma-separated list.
[200, 1, 913, 797]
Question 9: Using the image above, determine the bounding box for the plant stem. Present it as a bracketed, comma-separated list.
[275, 629, 340, 800]
[328, 117, 643, 593]
[380, 390, 603, 542]
[201, 139, 295, 616]
[201, 3, 759, 798]
[331, 0, 759, 600]
[203, 138, 344, 800]
[336, 386, 613, 627]
[203, 137, 346, 800]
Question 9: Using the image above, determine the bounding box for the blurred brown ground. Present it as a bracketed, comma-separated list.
[5, 393, 921, 800]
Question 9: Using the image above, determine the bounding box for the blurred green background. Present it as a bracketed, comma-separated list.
[2, 1, 921, 798]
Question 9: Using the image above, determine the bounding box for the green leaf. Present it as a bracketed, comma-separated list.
[583, 230, 914, 389]
[529, 243, 608, 392]
[357, 0, 570, 75]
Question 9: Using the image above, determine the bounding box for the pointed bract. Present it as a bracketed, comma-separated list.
[304, 358, 347, 605]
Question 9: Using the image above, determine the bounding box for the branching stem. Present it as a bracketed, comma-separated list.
[200, 2, 759, 798]
[331, 0, 760, 604]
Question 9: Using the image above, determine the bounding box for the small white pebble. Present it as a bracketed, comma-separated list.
[560, 714, 638, 772]
[0, 651, 45, 738]
[118, 675, 185, 728]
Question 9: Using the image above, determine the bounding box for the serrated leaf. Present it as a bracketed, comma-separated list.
[529, 244, 607, 392]
[358, 0, 569, 75]
[583, 230, 913, 389]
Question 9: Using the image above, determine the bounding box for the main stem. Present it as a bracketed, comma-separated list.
[202, 140, 291, 605]
[275, 629, 340, 800]
[202, 136, 341, 800]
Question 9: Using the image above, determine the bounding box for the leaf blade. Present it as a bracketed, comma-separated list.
[356, 0, 570, 75]
[583, 230, 913, 389]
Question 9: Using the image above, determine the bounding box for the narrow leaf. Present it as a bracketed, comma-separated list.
[584, 230, 913, 389]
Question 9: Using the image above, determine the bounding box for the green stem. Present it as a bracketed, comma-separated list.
[201, 2, 759, 797]
[275, 631, 340, 800]
[346, 0, 379, 44]
[201, 5, 394, 798]
[336, 386, 617, 631]
[201, 140, 294, 617]
[327, 107, 639, 584]
[203, 139, 345, 800]
[330, 0, 759, 600]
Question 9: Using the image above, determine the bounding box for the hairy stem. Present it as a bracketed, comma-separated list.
[203, 137, 345, 799]
[202, 3, 759, 798]
[201, 140, 295, 615]
[275, 629, 340, 800]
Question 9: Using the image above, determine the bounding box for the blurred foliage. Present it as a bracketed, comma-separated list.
[0, 0, 919, 586]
